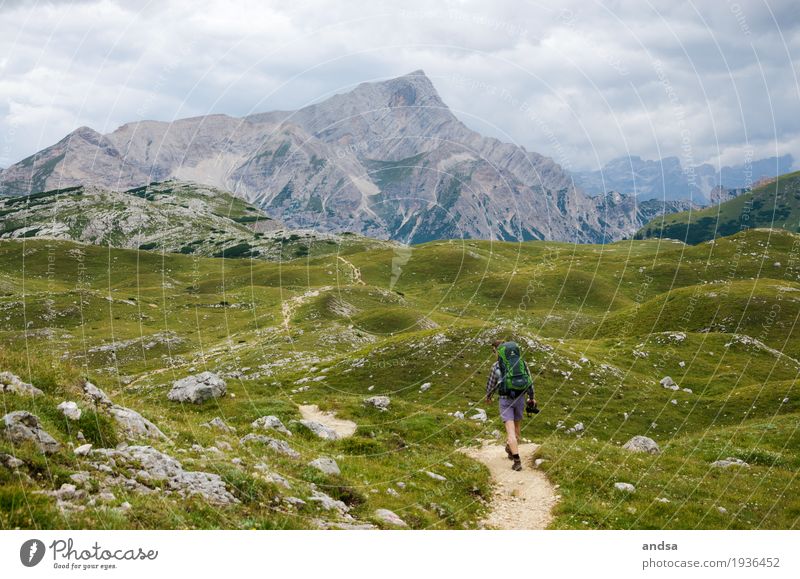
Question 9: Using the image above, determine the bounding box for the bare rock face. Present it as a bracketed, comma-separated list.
[168, 372, 226, 404]
[622, 436, 661, 454]
[0, 371, 43, 396]
[0, 71, 688, 244]
[2, 411, 60, 454]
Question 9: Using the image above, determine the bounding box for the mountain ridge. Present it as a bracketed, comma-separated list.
[0, 70, 691, 243]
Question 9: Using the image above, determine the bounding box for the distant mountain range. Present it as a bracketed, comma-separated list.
[573, 154, 794, 205]
[635, 170, 800, 244]
[0, 71, 694, 243]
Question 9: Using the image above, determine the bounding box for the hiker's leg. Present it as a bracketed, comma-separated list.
[514, 420, 521, 443]
[504, 419, 519, 455]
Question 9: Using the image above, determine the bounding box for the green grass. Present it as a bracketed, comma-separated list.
[0, 226, 798, 529]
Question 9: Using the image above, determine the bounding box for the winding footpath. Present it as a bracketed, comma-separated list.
[461, 441, 558, 530]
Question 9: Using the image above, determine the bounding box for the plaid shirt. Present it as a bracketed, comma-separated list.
[486, 360, 534, 399]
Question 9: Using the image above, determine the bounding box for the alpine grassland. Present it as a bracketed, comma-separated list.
[1, 225, 798, 529]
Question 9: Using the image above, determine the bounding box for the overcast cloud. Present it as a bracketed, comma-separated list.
[1, 0, 799, 172]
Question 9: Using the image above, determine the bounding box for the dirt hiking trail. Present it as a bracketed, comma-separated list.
[298, 404, 357, 438]
[461, 441, 558, 530]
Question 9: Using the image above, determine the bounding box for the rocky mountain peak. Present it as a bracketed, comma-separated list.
[0, 71, 690, 243]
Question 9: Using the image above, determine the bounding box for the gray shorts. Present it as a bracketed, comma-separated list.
[499, 394, 526, 422]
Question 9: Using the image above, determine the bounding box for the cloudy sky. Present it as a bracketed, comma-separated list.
[1, 0, 798, 172]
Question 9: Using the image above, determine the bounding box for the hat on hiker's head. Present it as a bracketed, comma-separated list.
[491, 339, 503, 349]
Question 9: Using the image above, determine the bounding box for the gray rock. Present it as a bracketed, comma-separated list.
[711, 457, 749, 469]
[109, 405, 166, 440]
[424, 470, 447, 481]
[284, 496, 306, 507]
[168, 371, 226, 404]
[215, 440, 233, 452]
[374, 508, 407, 527]
[660, 376, 680, 391]
[614, 482, 636, 493]
[364, 396, 391, 411]
[69, 472, 91, 486]
[2, 411, 60, 453]
[92, 445, 238, 505]
[566, 422, 585, 434]
[469, 409, 487, 422]
[251, 415, 292, 436]
[74, 443, 93, 456]
[298, 420, 339, 440]
[309, 457, 341, 476]
[0, 453, 24, 469]
[83, 380, 113, 406]
[267, 472, 291, 489]
[57, 401, 82, 421]
[419, 382, 432, 392]
[239, 434, 300, 458]
[202, 417, 235, 433]
[386, 487, 400, 497]
[308, 489, 348, 514]
[622, 435, 661, 454]
[0, 371, 43, 396]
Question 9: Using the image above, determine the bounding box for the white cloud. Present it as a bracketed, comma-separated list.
[0, 0, 798, 171]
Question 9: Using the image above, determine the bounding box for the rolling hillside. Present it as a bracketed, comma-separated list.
[636, 171, 800, 244]
[1, 227, 798, 530]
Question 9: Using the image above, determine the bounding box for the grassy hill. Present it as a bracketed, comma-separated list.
[0, 229, 798, 529]
[635, 171, 800, 244]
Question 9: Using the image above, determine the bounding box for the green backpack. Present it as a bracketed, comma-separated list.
[497, 341, 533, 394]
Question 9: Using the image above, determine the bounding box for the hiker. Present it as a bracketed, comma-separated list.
[485, 339, 537, 471]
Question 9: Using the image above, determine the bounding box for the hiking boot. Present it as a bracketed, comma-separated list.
[512, 458, 522, 471]
[505, 443, 514, 460]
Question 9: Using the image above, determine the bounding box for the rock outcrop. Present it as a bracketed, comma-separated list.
[622, 436, 661, 454]
[168, 372, 226, 404]
[2, 411, 60, 453]
[0, 371, 43, 396]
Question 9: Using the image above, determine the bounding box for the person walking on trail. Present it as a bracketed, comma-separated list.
[485, 339, 537, 471]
